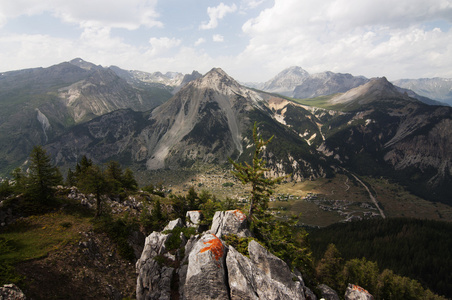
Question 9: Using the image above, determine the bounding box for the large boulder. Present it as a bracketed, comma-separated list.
[210, 210, 251, 237]
[317, 284, 340, 300]
[163, 218, 184, 231]
[186, 210, 203, 230]
[226, 241, 306, 299]
[345, 284, 374, 300]
[136, 231, 173, 300]
[184, 233, 229, 300]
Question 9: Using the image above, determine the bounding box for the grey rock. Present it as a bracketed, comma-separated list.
[210, 210, 251, 238]
[136, 231, 172, 300]
[163, 218, 184, 231]
[184, 233, 229, 300]
[0, 283, 26, 300]
[227, 243, 306, 300]
[186, 210, 203, 230]
[248, 240, 305, 300]
[226, 246, 260, 300]
[344, 284, 374, 300]
[317, 284, 340, 300]
[304, 286, 317, 300]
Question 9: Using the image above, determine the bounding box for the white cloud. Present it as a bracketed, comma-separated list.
[147, 37, 182, 56]
[200, 3, 238, 30]
[236, 0, 452, 81]
[0, 0, 162, 30]
[213, 34, 224, 42]
[195, 38, 206, 46]
[240, 0, 266, 10]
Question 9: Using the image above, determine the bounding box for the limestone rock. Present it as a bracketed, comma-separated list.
[184, 233, 229, 300]
[226, 243, 306, 300]
[247, 240, 305, 299]
[136, 231, 172, 300]
[318, 284, 340, 300]
[226, 246, 260, 300]
[0, 284, 26, 300]
[345, 284, 374, 300]
[304, 286, 317, 300]
[210, 210, 251, 237]
[186, 210, 203, 230]
[163, 218, 183, 231]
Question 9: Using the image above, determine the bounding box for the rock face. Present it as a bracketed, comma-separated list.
[0, 284, 26, 300]
[184, 234, 229, 299]
[227, 241, 306, 300]
[317, 284, 340, 300]
[344, 284, 374, 300]
[210, 210, 251, 237]
[136, 211, 311, 300]
[135, 231, 173, 300]
[186, 210, 203, 230]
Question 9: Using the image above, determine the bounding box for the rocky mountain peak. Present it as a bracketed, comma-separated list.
[262, 66, 310, 95]
[69, 58, 101, 71]
[329, 76, 414, 106]
[194, 67, 241, 91]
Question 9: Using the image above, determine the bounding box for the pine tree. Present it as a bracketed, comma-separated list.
[121, 168, 138, 191]
[26, 145, 62, 204]
[78, 165, 108, 217]
[229, 122, 284, 220]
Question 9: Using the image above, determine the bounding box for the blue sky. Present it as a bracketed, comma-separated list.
[0, 0, 451, 82]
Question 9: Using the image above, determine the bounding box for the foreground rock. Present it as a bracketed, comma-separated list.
[345, 284, 374, 300]
[136, 210, 311, 299]
[227, 241, 305, 299]
[210, 209, 251, 237]
[184, 234, 229, 299]
[317, 284, 340, 300]
[0, 284, 26, 300]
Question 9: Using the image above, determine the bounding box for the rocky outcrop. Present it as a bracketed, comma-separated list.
[344, 284, 374, 300]
[186, 210, 203, 230]
[136, 211, 312, 300]
[227, 241, 306, 299]
[184, 234, 229, 299]
[135, 231, 174, 300]
[0, 284, 26, 300]
[210, 210, 251, 237]
[317, 284, 340, 300]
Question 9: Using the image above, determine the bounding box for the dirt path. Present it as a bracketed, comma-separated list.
[341, 168, 386, 219]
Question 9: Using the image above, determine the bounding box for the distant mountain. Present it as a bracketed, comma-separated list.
[260, 66, 310, 96]
[328, 77, 414, 108]
[1, 60, 451, 204]
[316, 77, 452, 202]
[253, 67, 446, 107]
[110, 66, 202, 94]
[251, 66, 368, 99]
[46, 67, 331, 181]
[0, 58, 173, 173]
[393, 78, 452, 106]
[293, 71, 368, 99]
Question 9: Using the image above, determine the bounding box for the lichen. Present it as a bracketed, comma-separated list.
[231, 209, 246, 221]
[200, 235, 224, 261]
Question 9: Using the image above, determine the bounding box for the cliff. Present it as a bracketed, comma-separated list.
[135, 210, 374, 300]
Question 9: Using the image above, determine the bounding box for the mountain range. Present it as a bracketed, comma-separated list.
[1, 59, 451, 204]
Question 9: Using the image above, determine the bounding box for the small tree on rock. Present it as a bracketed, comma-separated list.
[229, 122, 284, 220]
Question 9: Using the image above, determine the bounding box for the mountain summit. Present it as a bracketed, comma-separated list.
[329, 77, 414, 107]
[145, 68, 263, 170]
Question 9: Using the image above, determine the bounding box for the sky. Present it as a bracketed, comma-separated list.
[0, 0, 451, 82]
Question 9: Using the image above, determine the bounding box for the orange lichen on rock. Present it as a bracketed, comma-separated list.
[231, 209, 246, 221]
[200, 235, 225, 261]
[352, 284, 370, 294]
